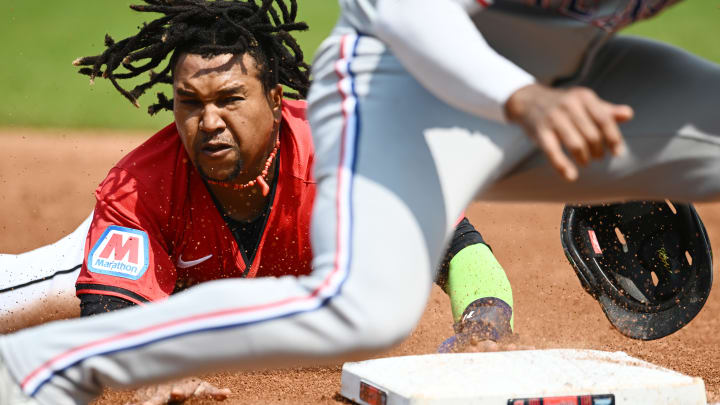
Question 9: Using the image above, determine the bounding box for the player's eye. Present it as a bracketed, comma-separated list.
[179, 98, 201, 107]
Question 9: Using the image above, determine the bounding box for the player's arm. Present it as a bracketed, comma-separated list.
[373, 0, 633, 181]
[436, 217, 514, 352]
[75, 169, 229, 403]
[76, 168, 177, 315]
[79, 294, 135, 316]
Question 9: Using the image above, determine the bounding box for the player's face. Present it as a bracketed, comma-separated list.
[172, 52, 282, 183]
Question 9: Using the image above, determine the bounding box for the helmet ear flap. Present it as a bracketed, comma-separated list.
[561, 201, 713, 340]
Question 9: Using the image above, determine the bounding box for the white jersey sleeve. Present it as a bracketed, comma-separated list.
[373, 0, 535, 122]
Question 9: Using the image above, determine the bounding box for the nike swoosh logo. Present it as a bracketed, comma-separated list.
[176, 254, 213, 269]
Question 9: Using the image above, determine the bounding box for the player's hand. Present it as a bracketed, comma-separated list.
[125, 377, 231, 405]
[438, 297, 519, 353]
[505, 83, 634, 182]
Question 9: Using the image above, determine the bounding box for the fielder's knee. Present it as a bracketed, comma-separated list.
[333, 275, 431, 353]
[680, 158, 720, 202]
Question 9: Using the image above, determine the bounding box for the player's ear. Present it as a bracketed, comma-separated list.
[268, 84, 283, 121]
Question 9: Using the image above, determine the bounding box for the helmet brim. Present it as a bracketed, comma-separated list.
[597, 277, 709, 340]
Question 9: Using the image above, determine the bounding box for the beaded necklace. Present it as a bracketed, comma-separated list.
[205, 136, 279, 197]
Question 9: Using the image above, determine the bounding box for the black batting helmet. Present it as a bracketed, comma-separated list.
[561, 201, 712, 340]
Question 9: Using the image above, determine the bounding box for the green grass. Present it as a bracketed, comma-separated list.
[0, 0, 339, 130]
[0, 1, 717, 130]
[621, 0, 720, 63]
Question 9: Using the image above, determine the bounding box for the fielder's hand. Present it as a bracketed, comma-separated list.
[125, 377, 231, 405]
[505, 83, 634, 182]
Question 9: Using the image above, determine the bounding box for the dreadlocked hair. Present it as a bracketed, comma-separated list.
[73, 0, 310, 115]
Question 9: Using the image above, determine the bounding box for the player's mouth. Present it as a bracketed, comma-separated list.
[201, 142, 233, 158]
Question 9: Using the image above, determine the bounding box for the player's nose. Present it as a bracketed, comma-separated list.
[199, 105, 226, 133]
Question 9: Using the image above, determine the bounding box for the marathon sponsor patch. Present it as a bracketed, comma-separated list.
[508, 394, 614, 405]
[88, 226, 149, 280]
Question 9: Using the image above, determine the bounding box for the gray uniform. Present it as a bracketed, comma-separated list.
[3, 1, 720, 404]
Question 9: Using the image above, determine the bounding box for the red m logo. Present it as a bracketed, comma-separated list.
[99, 233, 139, 264]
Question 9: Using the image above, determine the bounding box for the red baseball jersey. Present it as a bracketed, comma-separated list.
[76, 99, 315, 305]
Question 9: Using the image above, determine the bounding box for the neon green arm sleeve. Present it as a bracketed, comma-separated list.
[446, 243, 514, 329]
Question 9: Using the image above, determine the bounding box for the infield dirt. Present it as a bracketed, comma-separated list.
[1, 129, 718, 404]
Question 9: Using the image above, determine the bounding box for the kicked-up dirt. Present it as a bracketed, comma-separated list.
[1, 129, 718, 404]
